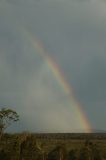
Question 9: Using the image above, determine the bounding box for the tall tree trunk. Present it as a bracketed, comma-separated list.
[0, 127, 3, 140]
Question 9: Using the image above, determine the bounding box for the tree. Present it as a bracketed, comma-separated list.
[91, 144, 102, 160]
[47, 144, 67, 160]
[0, 108, 19, 139]
[68, 149, 77, 160]
[0, 149, 10, 160]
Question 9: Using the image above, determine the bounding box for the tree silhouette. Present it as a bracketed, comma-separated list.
[0, 108, 19, 139]
[79, 140, 92, 160]
[91, 144, 102, 160]
[47, 144, 67, 160]
[68, 149, 77, 160]
[0, 149, 10, 160]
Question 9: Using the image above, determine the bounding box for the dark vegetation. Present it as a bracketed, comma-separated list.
[0, 108, 106, 159]
[0, 133, 106, 160]
[0, 108, 19, 140]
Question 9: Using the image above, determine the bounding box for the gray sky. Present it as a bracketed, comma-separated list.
[0, 0, 106, 132]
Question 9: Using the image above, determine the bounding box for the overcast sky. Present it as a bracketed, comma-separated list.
[0, 0, 106, 132]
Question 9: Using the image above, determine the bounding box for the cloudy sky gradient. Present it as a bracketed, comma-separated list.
[0, 0, 106, 132]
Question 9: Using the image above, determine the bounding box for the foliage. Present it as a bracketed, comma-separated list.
[0, 133, 105, 160]
[0, 149, 10, 160]
[0, 108, 19, 139]
[68, 149, 77, 160]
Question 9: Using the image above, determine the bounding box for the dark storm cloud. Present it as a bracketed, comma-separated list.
[0, 0, 106, 131]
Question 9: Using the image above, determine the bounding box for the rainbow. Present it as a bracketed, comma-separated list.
[22, 29, 92, 133]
